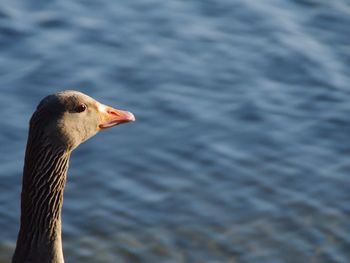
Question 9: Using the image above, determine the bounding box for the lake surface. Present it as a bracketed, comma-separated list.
[1, 0, 350, 262]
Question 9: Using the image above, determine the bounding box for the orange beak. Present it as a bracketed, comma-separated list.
[98, 103, 135, 130]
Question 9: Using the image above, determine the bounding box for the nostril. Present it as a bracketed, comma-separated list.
[107, 110, 119, 116]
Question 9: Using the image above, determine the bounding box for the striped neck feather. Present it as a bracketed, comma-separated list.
[13, 134, 71, 263]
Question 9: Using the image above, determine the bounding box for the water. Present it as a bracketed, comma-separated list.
[1, 0, 350, 262]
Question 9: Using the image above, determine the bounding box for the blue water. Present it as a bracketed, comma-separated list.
[1, 0, 350, 262]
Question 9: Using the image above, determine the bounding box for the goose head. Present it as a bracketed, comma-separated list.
[31, 90, 135, 150]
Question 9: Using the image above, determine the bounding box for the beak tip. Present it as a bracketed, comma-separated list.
[128, 112, 136, 122]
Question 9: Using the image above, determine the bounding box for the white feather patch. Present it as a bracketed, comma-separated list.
[98, 103, 107, 113]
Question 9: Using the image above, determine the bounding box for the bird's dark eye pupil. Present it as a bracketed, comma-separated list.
[76, 103, 87, 113]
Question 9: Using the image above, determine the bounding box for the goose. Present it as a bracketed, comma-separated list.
[12, 90, 135, 263]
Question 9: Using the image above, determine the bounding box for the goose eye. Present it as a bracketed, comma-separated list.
[75, 103, 87, 113]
